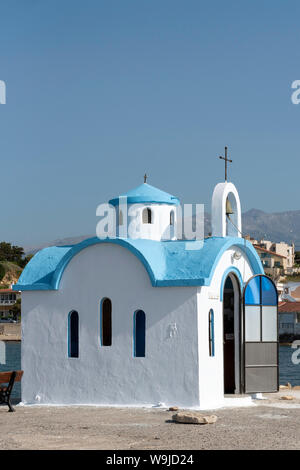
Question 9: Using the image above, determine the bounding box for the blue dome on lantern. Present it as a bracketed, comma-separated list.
[109, 183, 180, 206]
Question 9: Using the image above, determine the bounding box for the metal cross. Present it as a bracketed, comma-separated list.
[219, 146, 232, 181]
[144, 173, 148, 183]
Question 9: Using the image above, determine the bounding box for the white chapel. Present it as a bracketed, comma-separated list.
[14, 175, 278, 409]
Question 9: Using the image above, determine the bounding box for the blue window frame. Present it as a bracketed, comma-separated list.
[244, 275, 278, 343]
[243, 275, 279, 393]
[261, 276, 277, 306]
[244, 276, 261, 305]
[134, 310, 146, 357]
[68, 310, 79, 358]
[209, 309, 215, 357]
[244, 275, 277, 306]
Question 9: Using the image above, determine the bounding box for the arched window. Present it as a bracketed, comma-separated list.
[170, 210, 175, 226]
[142, 208, 152, 224]
[101, 298, 112, 346]
[68, 311, 79, 358]
[134, 310, 146, 357]
[119, 210, 123, 226]
[209, 309, 215, 357]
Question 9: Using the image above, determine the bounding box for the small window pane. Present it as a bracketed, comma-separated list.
[245, 306, 261, 342]
[245, 277, 261, 305]
[261, 276, 277, 306]
[142, 208, 152, 224]
[170, 211, 174, 226]
[262, 306, 277, 341]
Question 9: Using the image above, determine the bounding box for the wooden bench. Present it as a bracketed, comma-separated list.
[0, 371, 23, 412]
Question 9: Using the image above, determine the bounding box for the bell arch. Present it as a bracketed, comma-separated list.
[211, 182, 242, 238]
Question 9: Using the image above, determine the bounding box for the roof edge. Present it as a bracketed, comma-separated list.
[14, 236, 264, 291]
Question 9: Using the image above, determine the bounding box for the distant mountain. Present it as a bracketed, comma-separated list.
[24, 235, 94, 255]
[196, 209, 300, 246]
[24, 208, 300, 254]
[242, 209, 300, 247]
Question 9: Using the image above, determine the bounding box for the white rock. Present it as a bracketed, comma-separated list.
[172, 412, 217, 425]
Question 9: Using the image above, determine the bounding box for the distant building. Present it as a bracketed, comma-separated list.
[0, 288, 21, 318]
[277, 283, 295, 302]
[245, 236, 295, 276]
[253, 245, 287, 278]
[261, 241, 295, 272]
[278, 301, 300, 337]
[280, 283, 300, 302]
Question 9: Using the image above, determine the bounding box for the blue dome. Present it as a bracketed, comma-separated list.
[109, 183, 180, 206]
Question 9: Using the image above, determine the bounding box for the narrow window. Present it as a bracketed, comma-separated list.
[101, 298, 112, 346]
[134, 310, 146, 357]
[119, 210, 123, 226]
[142, 208, 152, 224]
[209, 309, 215, 357]
[68, 310, 79, 358]
[170, 210, 175, 226]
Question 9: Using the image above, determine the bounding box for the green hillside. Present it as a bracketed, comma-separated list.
[0, 261, 22, 288]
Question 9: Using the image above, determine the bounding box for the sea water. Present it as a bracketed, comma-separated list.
[279, 344, 300, 386]
[0, 341, 21, 400]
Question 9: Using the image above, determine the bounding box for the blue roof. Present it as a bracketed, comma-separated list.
[13, 236, 263, 291]
[109, 183, 180, 206]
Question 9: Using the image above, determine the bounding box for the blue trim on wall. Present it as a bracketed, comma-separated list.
[14, 236, 264, 291]
[209, 309, 215, 357]
[53, 238, 157, 291]
[67, 311, 71, 358]
[220, 267, 244, 301]
[99, 298, 104, 347]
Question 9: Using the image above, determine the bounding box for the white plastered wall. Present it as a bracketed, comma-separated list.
[196, 246, 255, 409]
[21, 243, 199, 407]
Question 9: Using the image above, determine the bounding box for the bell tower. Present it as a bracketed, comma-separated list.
[212, 147, 241, 237]
[108, 179, 180, 241]
[211, 182, 242, 238]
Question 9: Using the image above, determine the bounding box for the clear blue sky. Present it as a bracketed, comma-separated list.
[1, 0, 300, 247]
